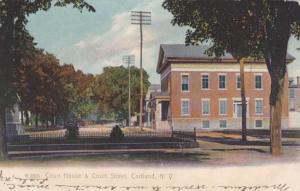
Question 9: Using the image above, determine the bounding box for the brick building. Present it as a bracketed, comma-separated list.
[150, 44, 293, 131]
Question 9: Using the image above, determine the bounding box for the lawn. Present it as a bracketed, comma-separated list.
[5, 129, 300, 167]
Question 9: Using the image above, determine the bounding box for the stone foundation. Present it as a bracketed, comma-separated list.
[172, 117, 289, 131]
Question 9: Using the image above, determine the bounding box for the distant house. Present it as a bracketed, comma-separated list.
[289, 76, 300, 112]
[150, 44, 293, 131]
[288, 76, 300, 128]
[145, 84, 161, 127]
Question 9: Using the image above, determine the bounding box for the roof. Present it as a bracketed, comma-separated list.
[150, 91, 170, 99]
[289, 84, 300, 88]
[160, 44, 233, 59]
[157, 44, 295, 73]
[148, 84, 161, 91]
[288, 76, 300, 88]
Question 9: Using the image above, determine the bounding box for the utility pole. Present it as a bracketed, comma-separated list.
[131, 11, 151, 130]
[123, 55, 135, 128]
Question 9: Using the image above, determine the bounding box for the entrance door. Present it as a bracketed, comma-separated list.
[233, 101, 248, 118]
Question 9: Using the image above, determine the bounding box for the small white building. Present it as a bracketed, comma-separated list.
[145, 84, 161, 127]
[149, 91, 171, 131]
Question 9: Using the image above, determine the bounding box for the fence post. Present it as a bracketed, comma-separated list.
[194, 127, 197, 142]
[171, 126, 173, 138]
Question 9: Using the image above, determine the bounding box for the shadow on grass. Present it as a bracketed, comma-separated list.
[211, 130, 300, 139]
[15, 151, 211, 164]
[212, 148, 267, 153]
[198, 136, 300, 147]
[199, 136, 270, 146]
[198, 136, 300, 146]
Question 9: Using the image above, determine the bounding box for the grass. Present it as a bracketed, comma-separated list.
[3, 130, 300, 166]
[8, 137, 177, 145]
[8, 150, 211, 165]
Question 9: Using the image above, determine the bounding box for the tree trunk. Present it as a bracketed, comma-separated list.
[25, 111, 29, 126]
[240, 58, 247, 141]
[268, 60, 287, 155]
[270, 81, 284, 155]
[51, 115, 55, 127]
[0, 103, 7, 160]
[35, 114, 38, 128]
[264, 2, 290, 155]
[0, 0, 16, 160]
[46, 117, 49, 128]
[21, 109, 24, 125]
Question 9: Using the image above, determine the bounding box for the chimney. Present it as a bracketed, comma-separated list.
[297, 76, 300, 87]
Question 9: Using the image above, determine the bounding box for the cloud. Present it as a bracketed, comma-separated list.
[75, 0, 186, 83]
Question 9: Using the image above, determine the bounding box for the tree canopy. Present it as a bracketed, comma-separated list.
[0, 0, 95, 158]
[93, 66, 150, 122]
[14, 50, 96, 127]
[163, 0, 300, 58]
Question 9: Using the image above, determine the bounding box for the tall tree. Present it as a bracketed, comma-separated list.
[93, 66, 150, 123]
[15, 51, 96, 128]
[70, 70, 96, 121]
[0, 0, 95, 159]
[163, 0, 300, 155]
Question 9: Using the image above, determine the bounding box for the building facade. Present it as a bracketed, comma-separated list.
[288, 76, 300, 128]
[151, 44, 291, 131]
[289, 76, 300, 112]
[145, 84, 161, 127]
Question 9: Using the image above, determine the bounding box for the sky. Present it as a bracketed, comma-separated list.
[27, 0, 300, 84]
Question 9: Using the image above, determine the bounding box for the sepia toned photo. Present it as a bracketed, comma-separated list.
[0, 0, 300, 190]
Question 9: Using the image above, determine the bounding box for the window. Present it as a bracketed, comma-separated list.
[181, 99, 190, 116]
[202, 120, 210, 129]
[236, 75, 241, 89]
[202, 99, 210, 115]
[255, 75, 262, 89]
[181, 74, 189, 91]
[219, 99, 227, 115]
[219, 75, 226, 89]
[255, 99, 263, 115]
[220, 120, 227, 128]
[202, 74, 209, 89]
[255, 120, 263, 128]
[290, 100, 296, 111]
[290, 88, 295, 98]
[161, 101, 169, 121]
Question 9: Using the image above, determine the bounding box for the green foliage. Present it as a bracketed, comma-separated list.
[162, 0, 300, 60]
[93, 66, 150, 121]
[109, 125, 124, 140]
[0, 0, 95, 157]
[0, 0, 95, 105]
[14, 50, 97, 127]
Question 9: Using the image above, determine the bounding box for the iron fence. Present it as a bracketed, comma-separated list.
[172, 128, 197, 142]
[7, 127, 174, 144]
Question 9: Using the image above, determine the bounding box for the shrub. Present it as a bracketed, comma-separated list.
[65, 122, 79, 140]
[110, 125, 124, 140]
